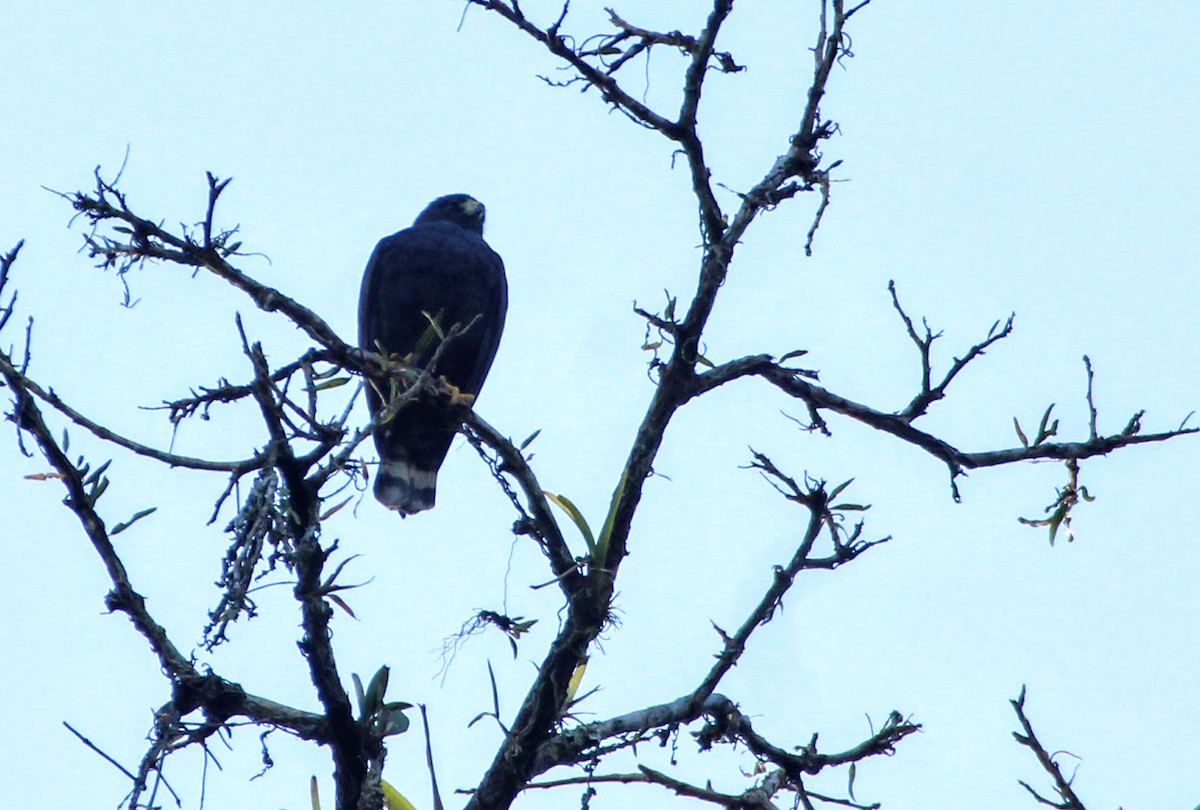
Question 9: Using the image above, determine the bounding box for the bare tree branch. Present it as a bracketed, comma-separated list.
[1011, 687, 1089, 810]
[0, 351, 261, 472]
[60, 170, 352, 355]
[754, 363, 1195, 478]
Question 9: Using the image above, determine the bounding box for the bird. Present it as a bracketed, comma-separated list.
[358, 194, 507, 514]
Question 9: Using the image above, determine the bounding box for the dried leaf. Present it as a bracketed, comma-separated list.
[24, 471, 66, 481]
[329, 594, 357, 620]
[319, 496, 352, 521]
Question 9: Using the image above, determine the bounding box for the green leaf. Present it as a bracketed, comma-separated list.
[519, 429, 541, 451]
[1013, 417, 1029, 447]
[593, 468, 630, 565]
[364, 665, 390, 714]
[352, 673, 367, 718]
[564, 656, 589, 705]
[381, 780, 417, 810]
[1035, 404, 1057, 444]
[779, 348, 808, 363]
[1048, 512, 1063, 546]
[828, 478, 855, 500]
[311, 364, 343, 380]
[84, 459, 112, 486]
[411, 310, 445, 358]
[510, 619, 537, 636]
[382, 702, 413, 736]
[848, 763, 857, 801]
[544, 491, 596, 554]
[111, 507, 157, 536]
[88, 476, 110, 504]
[421, 310, 446, 340]
[832, 503, 869, 512]
[663, 290, 676, 321]
[312, 376, 351, 391]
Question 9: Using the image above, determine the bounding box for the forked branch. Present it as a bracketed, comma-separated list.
[1011, 687, 1089, 810]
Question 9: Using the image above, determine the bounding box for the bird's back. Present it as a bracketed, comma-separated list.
[358, 215, 507, 515]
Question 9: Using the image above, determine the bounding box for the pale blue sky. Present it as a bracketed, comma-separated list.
[2, 3, 1198, 808]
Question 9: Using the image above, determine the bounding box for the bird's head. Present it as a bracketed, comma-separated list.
[414, 194, 486, 235]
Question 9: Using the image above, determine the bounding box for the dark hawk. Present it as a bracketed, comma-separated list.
[358, 194, 507, 514]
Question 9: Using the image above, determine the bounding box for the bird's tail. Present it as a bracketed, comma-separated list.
[374, 461, 437, 515]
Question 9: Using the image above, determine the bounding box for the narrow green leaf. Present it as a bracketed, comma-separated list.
[411, 310, 445, 358]
[1013, 417, 1029, 447]
[487, 660, 500, 716]
[89, 477, 110, 504]
[832, 503, 869, 512]
[312, 376, 351, 391]
[593, 468, 630, 564]
[779, 348, 809, 363]
[311, 365, 342, 380]
[381, 780, 417, 810]
[84, 459, 112, 486]
[1048, 512, 1062, 546]
[1035, 403, 1056, 444]
[111, 507, 157, 536]
[510, 619, 537, 635]
[564, 657, 589, 705]
[544, 491, 596, 554]
[352, 673, 367, 718]
[828, 478, 855, 500]
[421, 310, 446, 340]
[519, 429, 541, 451]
